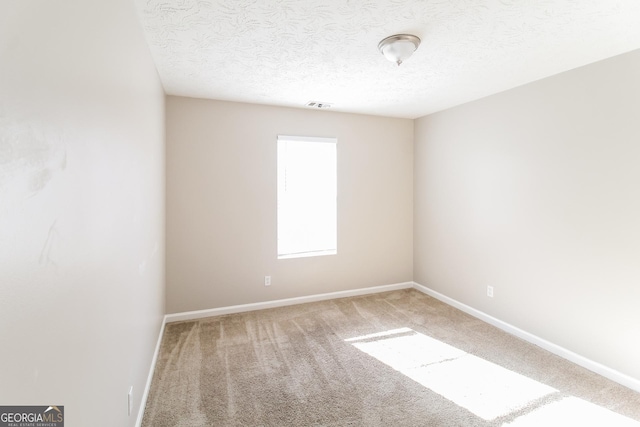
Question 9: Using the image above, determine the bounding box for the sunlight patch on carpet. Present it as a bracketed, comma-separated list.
[346, 328, 639, 425]
[504, 396, 640, 427]
[346, 327, 554, 420]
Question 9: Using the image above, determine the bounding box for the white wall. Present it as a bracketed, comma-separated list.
[0, 1, 165, 426]
[166, 97, 413, 313]
[414, 49, 640, 381]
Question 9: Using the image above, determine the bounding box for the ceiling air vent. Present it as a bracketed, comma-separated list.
[305, 101, 332, 109]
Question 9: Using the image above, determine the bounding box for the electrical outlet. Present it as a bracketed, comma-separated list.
[128, 386, 133, 416]
[487, 286, 494, 298]
[264, 276, 271, 286]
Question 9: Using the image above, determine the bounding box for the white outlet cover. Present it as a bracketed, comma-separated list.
[128, 386, 133, 416]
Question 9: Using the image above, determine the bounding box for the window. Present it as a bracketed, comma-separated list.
[277, 135, 337, 259]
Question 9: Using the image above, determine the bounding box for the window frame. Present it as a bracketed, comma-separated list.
[277, 135, 337, 259]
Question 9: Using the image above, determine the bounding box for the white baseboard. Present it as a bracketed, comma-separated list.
[412, 281, 640, 393]
[165, 281, 414, 323]
[137, 281, 412, 425]
[135, 315, 167, 427]
[138, 279, 639, 427]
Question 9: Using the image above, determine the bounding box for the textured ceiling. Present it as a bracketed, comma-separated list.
[135, 0, 640, 119]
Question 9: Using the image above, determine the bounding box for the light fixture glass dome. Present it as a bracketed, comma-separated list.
[378, 34, 421, 66]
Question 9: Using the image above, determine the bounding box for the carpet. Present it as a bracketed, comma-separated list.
[142, 289, 640, 426]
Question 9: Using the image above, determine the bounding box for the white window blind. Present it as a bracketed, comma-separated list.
[277, 135, 337, 259]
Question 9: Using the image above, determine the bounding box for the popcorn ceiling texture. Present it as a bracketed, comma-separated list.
[135, 0, 640, 118]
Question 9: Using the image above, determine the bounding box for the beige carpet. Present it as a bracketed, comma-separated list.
[142, 289, 640, 426]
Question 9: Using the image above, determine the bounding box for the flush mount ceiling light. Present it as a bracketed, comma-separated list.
[378, 34, 421, 66]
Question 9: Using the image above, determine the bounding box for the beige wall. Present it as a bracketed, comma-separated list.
[166, 97, 413, 313]
[414, 49, 640, 381]
[0, 1, 165, 426]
